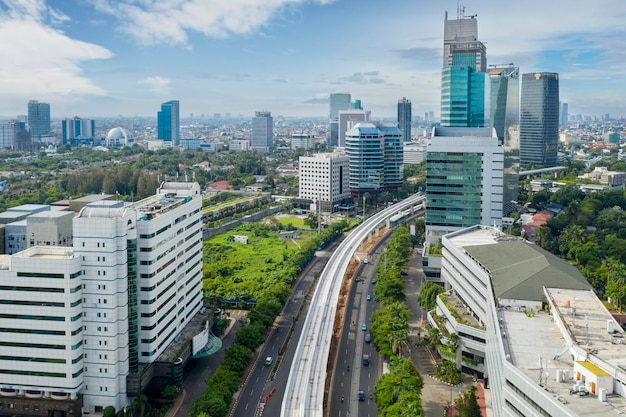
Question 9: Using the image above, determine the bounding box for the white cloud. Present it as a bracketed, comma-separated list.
[0, 0, 112, 99]
[89, 0, 336, 46]
[139, 76, 172, 95]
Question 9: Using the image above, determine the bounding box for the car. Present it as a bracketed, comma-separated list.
[362, 354, 369, 365]
[372, 278, 376, 284]
[363, 258, 369, 264]
[361, 323, 367, 331]
[265, 356, 273, 366]
[358, 391, 365, 401]
[355, 276, 363, 282]
[401, 271, 409, 276]
[365, 333, 371, 343]
[366, 294, 371, 301]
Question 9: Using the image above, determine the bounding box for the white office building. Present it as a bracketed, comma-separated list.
[299, 153, 350, 212]
[0, 246, 84, 413]
[433, 225, 626, 417]
[0, 182, 204, 415]
[338, 109, 369, 148]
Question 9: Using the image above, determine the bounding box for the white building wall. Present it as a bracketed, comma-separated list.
[0, 247, 83, 397]
[133, 183, 203, 362]
[73, 203, 133, 413]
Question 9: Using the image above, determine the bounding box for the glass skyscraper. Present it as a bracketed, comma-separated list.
[27, 100, 50, 140]
[397, 97, 412, 142]
[251, 111, 274, 151]
[489, 66, 520, 214]
[329, 92, 351, 147]
[440, 12, 487, 128]
[519, 73, 559, 167]
[157, 100, 180, 146]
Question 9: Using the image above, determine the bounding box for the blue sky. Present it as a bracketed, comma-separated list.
[0, 0, 625, 120]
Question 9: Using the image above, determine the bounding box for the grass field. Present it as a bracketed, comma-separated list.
[277, 216, 307, 228]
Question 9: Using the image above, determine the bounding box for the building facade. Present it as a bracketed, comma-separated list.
[424, 127, 503, 248]
[489, 66, 520, 215]
[397, 97, 412, 142]
[329, 93, 351, 147]
[0, 183, 204, 416]
[27, 100, 51, 140]
[0, 120, 27, 149]
[520, 72, 560, 167]
[157, 100, 180, 146]
[298, 153, 350, 212]
[338, 109, 368, 148]
[440, 11, 486, 128]
[62, 117, 96, 146]
[345, 123, 403, 198]
[251, 111, 273, 151]
[433, 225, 626, 417]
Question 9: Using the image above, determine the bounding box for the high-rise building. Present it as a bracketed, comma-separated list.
[489, 66, 520, 215]
[519, 72, 559, 167]
[299, 153, 350, 212]
[27, 100, 51, 140]
[157, 100, 180, 146]
[397, 97, 412, 142]
[423, 127, 503, 281]
[0, 120, 27, 149]
[338, 109, 369, 148]
[251, 111, 273, 151]
[440, 11, 486, 128]
[62, 117, 96, 146]
[345, 122, 403, 198]
[0, 183, 204, 415]
[560, 102, 569, 126]
[329, 93, 351, 147]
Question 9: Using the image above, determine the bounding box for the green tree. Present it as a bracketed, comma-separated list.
[103, 406, 116, 417]
[418, 281, 444, 312]
[457, 385, 482, 417]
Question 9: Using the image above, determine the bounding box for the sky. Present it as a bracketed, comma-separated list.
[0, 0, 625, 120]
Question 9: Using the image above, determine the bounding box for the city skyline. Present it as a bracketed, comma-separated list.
[0, 0, 625, 119]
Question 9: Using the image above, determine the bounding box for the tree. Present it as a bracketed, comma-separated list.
[418, 281, 444, 312]
[457, 385, 482, 417]
[103, 406, 116, 417]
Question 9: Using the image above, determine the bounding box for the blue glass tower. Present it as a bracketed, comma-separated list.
[440, 12, 486, 128]
[158, 100, 180, 146]
[397, 97, 412, 142]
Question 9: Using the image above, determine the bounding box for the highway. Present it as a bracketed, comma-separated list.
[280, 193, 426, 417]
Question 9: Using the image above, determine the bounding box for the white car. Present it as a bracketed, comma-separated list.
[265, 356, 273, 366]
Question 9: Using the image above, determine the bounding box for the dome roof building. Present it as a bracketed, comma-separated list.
[106, 127, 132, 147]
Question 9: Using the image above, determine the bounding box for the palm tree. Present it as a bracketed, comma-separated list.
[390, 329, 410, 357]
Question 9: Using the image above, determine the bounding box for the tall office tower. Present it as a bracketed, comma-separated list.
[351, 99, 362, 110]
[157, 100, 180, 146]
[338, 109, 369, 147]
[560, 102, 569, 126]
[329, 92, 351, 147]
[74, 182, 203, 414]
[380, 124, 404, 190]
[27, 100, 51, 139]
[345, 122, 403, 198]
[397, 97, 412, 142]
[251, 111, 274, 151]
[0, 120, 27, 149]
[299, 153, 350, 213]
[519, 72, 559, 167]
[62, 116, 96, 146]
[489, 66, 520, 215]
[440, 11, 486, 127]
[423, 127, 503, 279]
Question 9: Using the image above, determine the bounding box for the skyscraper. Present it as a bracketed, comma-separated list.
[329, 92, 351, 147]
[423, 127, 503, 280]
[397, 97, 412, 142]
[251, 111, 273, 151]
[157, 100, 180, 146]
[489, 66, 520, 215]
[345, 122, 403, 198]
[27, 100, 51, 140]
[520, 72, 560, 167]
[338, 109, 368, 148]
[440, 11, 486, 127]
[560, 102, 569, 126]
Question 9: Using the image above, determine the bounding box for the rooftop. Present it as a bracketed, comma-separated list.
[503, 287, 626, 416]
